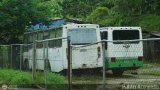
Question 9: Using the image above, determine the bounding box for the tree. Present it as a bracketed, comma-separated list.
[61, 0, 106, 19]
[0, 0, 59, 44]
[86, 7, 118, 26]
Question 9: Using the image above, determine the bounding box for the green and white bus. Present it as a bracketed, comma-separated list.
[100, 27, 143, 75]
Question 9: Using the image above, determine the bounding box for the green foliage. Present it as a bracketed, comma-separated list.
[1, 0, 160, 44]
[61, 0, 106, 18]
[46, 0, 63, 18]
[86, 7, 118, 26]
[86, 7, 108, 23]
[85, 0, 160, 31]
[0, 69, 33, 86]
[139, 15, 160, 31]
[0, 69, 66, 89]
[0, 0, 63, 44]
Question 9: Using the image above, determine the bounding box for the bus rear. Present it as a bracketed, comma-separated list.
[63, 24, 103, 70]
[101, 27, 143, 75]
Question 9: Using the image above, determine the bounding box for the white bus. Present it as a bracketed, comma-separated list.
[100, 27, 143, 75]
[23, 24, 103, 72]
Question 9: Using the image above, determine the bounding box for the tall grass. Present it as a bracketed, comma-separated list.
[0, 69, 33, 87]
[35, 71, 66, 89]
[0, 69, 66, 89]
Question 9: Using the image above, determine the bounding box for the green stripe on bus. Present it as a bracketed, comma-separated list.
[105, 58, 143, 69]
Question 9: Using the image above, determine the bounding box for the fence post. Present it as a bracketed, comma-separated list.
[44, 41, 48, 90]
[32, 41, 36, 82]
[10, 45, 13, 68]
[20, 45, 23, 70]
[67, 36, 72, 90]
[102, 41, 106, 90]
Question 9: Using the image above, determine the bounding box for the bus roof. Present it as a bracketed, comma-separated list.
[100, 27, 141, 31]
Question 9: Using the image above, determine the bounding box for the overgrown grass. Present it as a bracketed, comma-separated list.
[35, 71, 66, 89]
[0, 69, 33, 87]
[138, 63, 160, 76]
[72, 75, 102, 81]
[0, 69, 66, 89]
[141, 72, 160, 76]
[140, 63, 160, 69]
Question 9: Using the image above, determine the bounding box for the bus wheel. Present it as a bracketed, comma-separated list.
[24, 59, 29, 71]
[112, 69, 124, 76]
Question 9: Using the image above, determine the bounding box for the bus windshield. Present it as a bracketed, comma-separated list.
[113, 30, 140, 44]
[67, 28, 97, 45]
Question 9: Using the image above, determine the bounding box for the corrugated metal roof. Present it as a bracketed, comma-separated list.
[28, 18, 86, 32]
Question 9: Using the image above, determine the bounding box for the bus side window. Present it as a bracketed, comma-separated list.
[55, 28, 62, 47]
[24, 34, 28, 52]
[24, 34, 28, 44]
[33, 33, 38, 41]
[55, 28, 62, 38]
[29, 34, 33, 43]
[36, 32, 43, 48]
[38, 32, 43, 40]
[55, 39, 62, 47]
[43, 31, 49, 39]
[49, 28, 62, 48]
[49, 30, 56, 48]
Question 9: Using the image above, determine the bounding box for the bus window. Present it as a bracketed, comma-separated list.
[49, 30, 56, 48]
[67, 28, 97, 45]
[36, 32, 43, 48]
[101, 31, 108, 40]
[56, 28, 62, 38]
[101, 31, 108, 49]
[29, 34, 33, 43]
[50, 30, 56, 38]
[24, 34, 28, 52]
[49, 39, 62, 48]
[43, 31, 49, 39]
[38, 32, 43, 40]
[24, 34, 28, 44]
[55, 39, 62, 47]
[33, 33, 37, 41]
[113, 30, 139, 44]
[36, 42, 43, 48]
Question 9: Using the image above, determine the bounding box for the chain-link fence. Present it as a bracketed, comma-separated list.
[0, 38, 160, 90]
[31, 37, 68, 90]
[102, 39, 160, 90]
[0, 45, 10, 68]
[69, 38, 160, 90]
[0, 44, 24, 70]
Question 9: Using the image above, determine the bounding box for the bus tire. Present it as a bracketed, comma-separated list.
[112, 69, 124, 76]
[24, 59, 29, 71]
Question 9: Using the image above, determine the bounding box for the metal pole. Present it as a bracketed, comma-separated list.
[10, 45, 13, 68]
[44, 41, 48, 90]
[70, 41, 72, 90]
[102, 41, 106, 90]
[32, 40, 36, 81]
[20, 45, 22, 70]
[67, 36, 72, 90]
